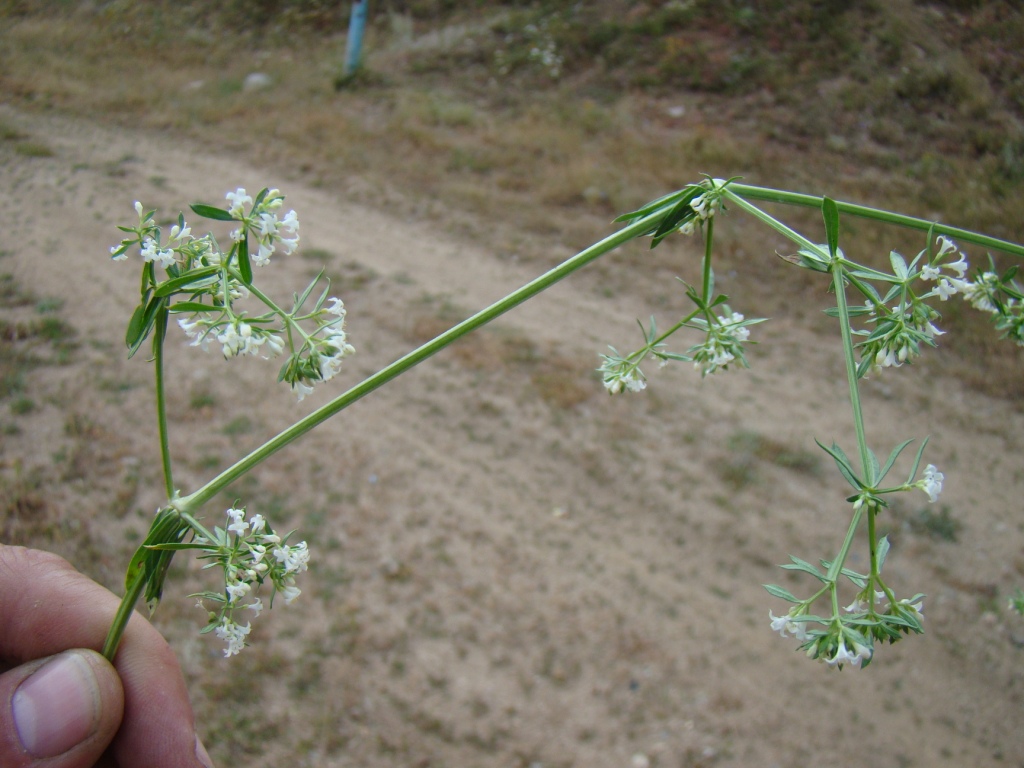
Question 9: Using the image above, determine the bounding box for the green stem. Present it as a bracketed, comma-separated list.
[830, 260, 872, 480]
[173, 211, 663, 514]
[726, 182, 1024, 258]
[827, 500, 866, 585]
[153, 305, 174, 499]
[701, 217, 715, 303]
[102, 567, 147, 661]
[720, 188, 823, 255]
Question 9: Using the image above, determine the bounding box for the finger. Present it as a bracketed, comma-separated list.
[0, 545, 212, 768]
[0, 649, 123, 768]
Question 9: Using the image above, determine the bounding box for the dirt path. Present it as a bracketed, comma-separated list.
[2, 105, 1023, 767]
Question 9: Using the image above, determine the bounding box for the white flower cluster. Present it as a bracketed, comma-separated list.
[690, 310, 750, 376]
[919, 235, 969, 300]
[678, 190, 722, 236]
[597, 349, 647, 395]
[200, 507, 310, 657]
[770, 610, 872, 669]
[284, 296, 356, 401]
[226, 187, 300, 266]
[111, 188, 357, 399]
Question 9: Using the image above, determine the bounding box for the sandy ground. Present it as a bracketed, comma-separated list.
[1, 105, 1023, 767]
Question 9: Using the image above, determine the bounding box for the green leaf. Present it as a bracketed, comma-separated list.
[168, 301, 215, 315]
[126, 296, 166, 358]
[237, 237, 253, 285]
[293, 270, 326, 312]
[763, 583, 799, 602]
[651, 194, 698, 247]
[876, 535, 890, 572]
[889, 250, 909, 280]
[815, 439, 864, 491]
[153, 266, 221, 298]
[905, 436, 930, 484]
[780, 556, 827, 582]
[822, 196, 840, 259]
[866, 448, 881, 486]
[124, 508, 190, 613]
[613, 188, 691, 223]
[253, 187, 270, 208]
[125, 301, 148, 349]
[878, 439, 915, 484]
[190, 203, 235, 221]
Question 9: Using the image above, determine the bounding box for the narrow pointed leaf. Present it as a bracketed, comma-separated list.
[153, 266, 221, 297]
[822, 197, 840, 259]
[763, 584, 799, 602]
[190, 203, 235, 222]
[237, 237, 253, 285]
[878, 439, 915, 483]
[905, 436, 930, 484]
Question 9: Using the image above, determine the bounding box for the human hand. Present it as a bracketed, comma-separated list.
[0, 545, 214, 768]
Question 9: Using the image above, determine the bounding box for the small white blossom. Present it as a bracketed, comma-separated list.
[769, 610, 810, 641]
[140, 238, 176, 269]
[226, 188, 253, 217]
[825, 638, 865, 669]
[919, 464, 943, 502]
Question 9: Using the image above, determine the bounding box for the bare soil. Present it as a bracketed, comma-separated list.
[2, 105, 1023, 768]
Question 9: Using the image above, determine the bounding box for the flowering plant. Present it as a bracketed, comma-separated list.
[103, 179, 1023, 670]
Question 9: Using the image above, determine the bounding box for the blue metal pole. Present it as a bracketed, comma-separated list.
[343, 0, 369, 78]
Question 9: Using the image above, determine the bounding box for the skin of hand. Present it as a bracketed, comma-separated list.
[0, 545, 214, 768]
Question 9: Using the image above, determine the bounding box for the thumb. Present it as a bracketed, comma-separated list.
[0, 649, 124, 768]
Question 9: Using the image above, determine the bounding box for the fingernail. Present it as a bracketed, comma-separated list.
[195, 733, 215, 768]
[12, 651, 100, 757]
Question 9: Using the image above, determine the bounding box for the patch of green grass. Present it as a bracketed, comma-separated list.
[13, 141, 55, 158]
[222, 415, 254, 436]
[9, 396, 35, 415]
[909, 505, 961, 542]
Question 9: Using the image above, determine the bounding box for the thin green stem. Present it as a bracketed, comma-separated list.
[102, 568, 146, 661]
[720, 189, 823, 255]
[725, 182, 1024, 258]
[826, 501, 866, 585]
[153, 306, 174, 499]
[173, 211, 663, 514]
[701, 217, 715, 303]
[831, 260, 872, 480]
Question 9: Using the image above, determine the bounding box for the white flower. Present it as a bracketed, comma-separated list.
[214, 618, 251, 657]
[769, 610, 809, 641]
[246, 598, 264, 618]
[962, 273, 1000, 313]
[291, 381, 315, 401]
[946, 254, 969, 278]
[934, 278, 959, 300]
[279, 209, 299, 235]
[140, 238, 175, 269]
[825, 638, 863, 668]
[325, 297, 346, 317]
[843, 597, 869, 613]
[226, 188, 252, 218]
[935, 235, 957, 258]
[920, 464, 943, 502]
[225, 580, 251, 603]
